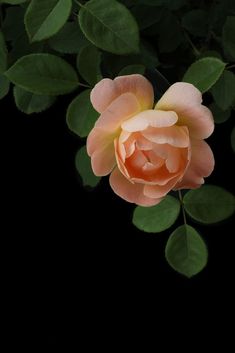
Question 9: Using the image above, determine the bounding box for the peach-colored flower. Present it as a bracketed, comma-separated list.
[87, 74, 214, 206]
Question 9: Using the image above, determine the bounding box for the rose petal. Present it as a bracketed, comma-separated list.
[86, 128, 108, 156]
[91, 141, 116, 176]
[136, 135, 154, 151]
[155, 82, 214, 139]
[95, 92, 141, 132]
[91, 74, 154, 113]
[142, 162, 159, 172]
[87, 127, 111, 156]
[125, 149, 163, 181]
[119, 130, 131, 144]
[142, 125, 190, 147]
[129, 161, 180, 186]
[90, 78, 118, 114]
[115, 74, 154, 110]
[109, 167, 162, 206]
[165, 146, 188, 173]
[87, 127, 116, 176]
[156, 82, 202, 110]
[118, 141, 126, 162]
[147, 165, 181, 185]
[124, 149, 150, 180]
[114, 139, 130, 178]
[121, 110, 178, 132]
[144, 178, 179, 199]
[177, 104, 214, 139]
[123, 134, 136, 158]
[174, 139, 214, 189]
[151, 143, 168, 159]
[144, 150, 165, 169]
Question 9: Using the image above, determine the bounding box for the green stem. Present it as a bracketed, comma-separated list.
[184, 32, 200, 57]
[227, 64, 235, 70]
[178, 190, 187, 225]
[210, 31, 221, 44]
[79, 82, 91, 88]
[73, 0, 83, 7]
[0, 6, 3, 27]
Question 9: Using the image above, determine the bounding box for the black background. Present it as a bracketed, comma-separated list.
[2, 88, 235, 346]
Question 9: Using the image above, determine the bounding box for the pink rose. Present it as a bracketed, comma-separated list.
[87, 74, 214, 206]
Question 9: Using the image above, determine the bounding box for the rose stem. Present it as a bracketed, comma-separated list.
[178, 190, 187, 225]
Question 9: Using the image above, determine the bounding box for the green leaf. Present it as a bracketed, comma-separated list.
[209, 0, 228, 35]
[140, 40, 159, 68]
[9, 31, 44, 64]
[165, 225, 208, 278]
[209, 102, 231, 124]
[182, 10, 208, 37]
[5, 54, 79, 95]
[142, 8, 182, 52]
[184, 185, 235, 224]
[0, 32, 10, 99]
[183, 57, 226, 93]
[48, 22, 89, 54]
[75, 146, 100, 187]
[200, 50, 222, 60]
[78, 0, 139, 55]
[0, 31, 8, 74]
[76, 45, 102, 86]
[0, 0, 28, 4]
[119, 64, 145, 76]
[132, 196, 180, 233]
[210, 70, 235, 111]
[164, 0, 187, 10]
[13, 85, 56, 114]
[102, 41, 158, 77]
[2, 6, 25, 42]
[132, 4, 164, 30]
[0, 74, 10, 99]
[222, 16, 235, 60]
[66, 89, 99, 138]
[25, 0, 72, 42]
[102, 53, 140, 77]
[148, 68, 170, 101]
[2, 9, 44, 65]
[137, 0, 164, 5]
[157, 11, 183, 53]
[231, 127, 235, 153]
[119, 0, 137, 7]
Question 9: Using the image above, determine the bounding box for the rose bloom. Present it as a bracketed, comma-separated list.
[87, 74, 214, 206]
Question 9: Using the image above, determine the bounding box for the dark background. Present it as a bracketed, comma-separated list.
[2, 88, 235, 345]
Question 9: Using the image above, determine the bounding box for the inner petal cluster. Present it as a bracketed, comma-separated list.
[115, 118, 190, 188]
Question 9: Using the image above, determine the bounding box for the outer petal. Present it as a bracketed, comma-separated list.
[87, 127, 111, 156]
[91, 74, 154, 113]
[177, 104, 214, 140]
[109, 167, 162, 206]
[87, 127, 116, 176]
[156, 82, 202, 110]
[95, 92, 141, 132]
[155, 82, 214, 139]
[174, 139, 215, 189]
[90, 78, 118, 114]
[91, 144, 116, 176]
[114, 74, 154, 110]
[121, 110, 178, 132]
[144, 177, 179, 199]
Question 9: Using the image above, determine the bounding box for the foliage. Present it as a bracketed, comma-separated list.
[1, 0, 235, 277]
